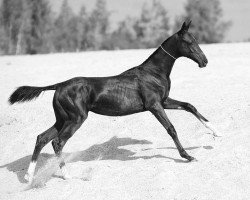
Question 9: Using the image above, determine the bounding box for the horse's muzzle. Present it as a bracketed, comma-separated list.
[199, 55, 208, 68]
[200, 60, 208, 68]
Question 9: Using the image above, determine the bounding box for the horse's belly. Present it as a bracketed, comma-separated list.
[90, 90, 144, 116]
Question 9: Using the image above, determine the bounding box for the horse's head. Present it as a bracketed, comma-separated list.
[175, 21, 208, 68]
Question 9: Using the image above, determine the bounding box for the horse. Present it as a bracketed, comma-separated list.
[9, 21, 220, 184]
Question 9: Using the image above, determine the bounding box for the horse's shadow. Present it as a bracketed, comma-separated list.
[0, 136, 210, 184]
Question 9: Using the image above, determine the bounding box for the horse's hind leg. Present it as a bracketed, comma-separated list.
[52, 115, 87, 179]
[163, 97, 221, 137]
[52, 85, 88, 179]
[25, 124, 59, 183]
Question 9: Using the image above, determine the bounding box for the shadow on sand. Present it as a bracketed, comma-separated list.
[0, 136, 213, 183]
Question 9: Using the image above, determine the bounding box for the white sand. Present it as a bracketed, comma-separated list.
[0, 43, 250, 199]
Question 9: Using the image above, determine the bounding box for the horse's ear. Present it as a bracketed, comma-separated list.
[186, 20, 192, 30]
[179, 20, 192, 33]
[180, 21, 187, 31]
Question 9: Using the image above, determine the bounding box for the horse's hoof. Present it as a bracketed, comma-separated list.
[213, 132, 222, 137]
[62, 175, 72, 180]
[187, 155, 197, 162]
[24, 173, 30, 181]
[190, 157, 198, 162]
[24, 173, 33, 184]
[61, 166, 72, 180]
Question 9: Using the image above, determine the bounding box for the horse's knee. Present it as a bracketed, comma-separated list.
[184, 103, 197, 113]
[166, 125, 177, 139]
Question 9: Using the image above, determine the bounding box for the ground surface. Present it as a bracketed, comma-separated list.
[0, 43, 250, 200]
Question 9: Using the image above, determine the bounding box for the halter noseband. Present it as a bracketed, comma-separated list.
[160, 45, 177, 60]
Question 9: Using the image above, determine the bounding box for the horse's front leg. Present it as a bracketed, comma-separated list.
[149, 102, 196, 161]
[163, 97, 221, 137]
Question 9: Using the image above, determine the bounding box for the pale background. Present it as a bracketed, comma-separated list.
[51, 0, 250, 42]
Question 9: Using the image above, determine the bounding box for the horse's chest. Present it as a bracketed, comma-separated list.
[141, 76, 171, 102]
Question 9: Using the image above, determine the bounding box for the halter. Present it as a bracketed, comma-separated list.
[160, 45, 176, 60]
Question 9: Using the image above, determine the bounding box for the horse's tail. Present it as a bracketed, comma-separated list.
[9, 84, 57, 105]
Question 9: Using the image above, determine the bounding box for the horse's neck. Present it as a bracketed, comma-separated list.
[141, 39, 178, 77]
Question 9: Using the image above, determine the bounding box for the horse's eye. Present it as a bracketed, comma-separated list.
[182, 35, 192, 44]
[183, 38, 192, 44]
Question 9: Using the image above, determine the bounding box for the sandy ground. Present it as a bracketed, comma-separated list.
[0, 43, 250, 200]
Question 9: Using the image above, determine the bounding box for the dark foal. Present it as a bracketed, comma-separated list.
[9, 21, 220, 184]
